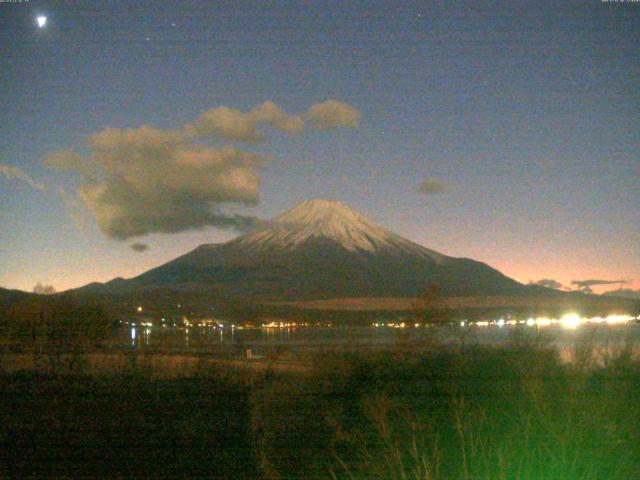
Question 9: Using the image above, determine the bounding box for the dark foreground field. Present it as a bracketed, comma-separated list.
[1, 342, 639, 479]
[0, 373, 256, 478]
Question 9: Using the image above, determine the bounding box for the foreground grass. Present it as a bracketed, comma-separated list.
[1, 340, 639, 479]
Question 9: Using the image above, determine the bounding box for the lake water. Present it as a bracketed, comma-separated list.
[116, 315, 640, 362]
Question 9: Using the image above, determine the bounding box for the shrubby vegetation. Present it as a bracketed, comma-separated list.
[251, 342, 640, 480]
[0, 295, 115, 373]
[0, 324, 638, 479]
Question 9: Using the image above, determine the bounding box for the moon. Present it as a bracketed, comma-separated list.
[36, 16, 47, 28]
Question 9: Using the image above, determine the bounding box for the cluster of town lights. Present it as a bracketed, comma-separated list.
[260, 321, 330, 328]
[129, 310, 635, 331]
[371, 314, 636, 329]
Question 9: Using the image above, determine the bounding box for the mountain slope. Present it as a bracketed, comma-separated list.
[113, 199, 526, 300]
[602, 289, 640, 300]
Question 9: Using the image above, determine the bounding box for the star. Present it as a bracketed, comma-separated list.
[36, 16, 47, 28]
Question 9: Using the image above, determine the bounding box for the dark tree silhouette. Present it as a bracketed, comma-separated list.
[1, 296, 114, 355]
[33, 283, 57, 295]
[411, 283, 451, 326]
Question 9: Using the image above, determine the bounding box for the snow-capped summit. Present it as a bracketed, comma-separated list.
[236, 199, 394, 252]
[236, 199, 443, 258]
[85, 198, 526, 300]
[275, 199, 381, 231]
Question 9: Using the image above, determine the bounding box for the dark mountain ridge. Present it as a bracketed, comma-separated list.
[77, 199, 529, 300]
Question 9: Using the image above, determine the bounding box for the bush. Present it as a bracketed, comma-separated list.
[251, 345, 640, 479]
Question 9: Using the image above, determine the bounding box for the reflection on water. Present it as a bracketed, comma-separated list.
[119, 314, 640, 360]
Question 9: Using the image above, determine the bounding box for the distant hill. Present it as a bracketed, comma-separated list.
[602, 288, 640, 300]
[0, 287, 34, 303]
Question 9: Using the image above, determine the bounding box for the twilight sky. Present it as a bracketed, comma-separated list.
[1, 0, 638, 294]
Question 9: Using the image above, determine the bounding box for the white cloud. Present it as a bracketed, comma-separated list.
[306, 100, 361, 129]
[55, 185, 89, 234]
[47, 126, 264, 240]
[44, 100, 360, 240]
[194, 101, 304, 142]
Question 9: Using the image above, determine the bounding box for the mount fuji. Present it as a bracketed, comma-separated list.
[84, 199, 528, 300]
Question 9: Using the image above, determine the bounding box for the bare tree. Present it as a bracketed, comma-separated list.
[33, 283, 57, 295]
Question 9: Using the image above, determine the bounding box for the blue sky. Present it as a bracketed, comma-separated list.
[1, 0, 638, 293]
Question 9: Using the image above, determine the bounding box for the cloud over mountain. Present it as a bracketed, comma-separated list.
[47, 127, 264, 240]
[44, 100, 359, 240]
